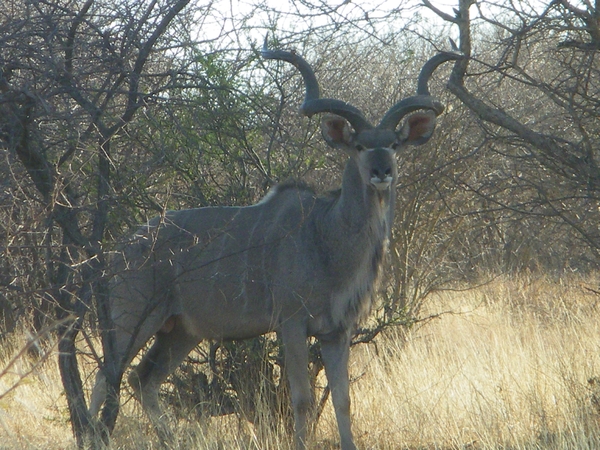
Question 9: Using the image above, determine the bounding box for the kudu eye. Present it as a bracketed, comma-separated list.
[355, 144, 365, 152]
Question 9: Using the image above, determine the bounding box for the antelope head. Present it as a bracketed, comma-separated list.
[261, 41, 460, 195]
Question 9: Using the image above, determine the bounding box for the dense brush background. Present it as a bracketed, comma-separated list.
[2, 0, 600, 448]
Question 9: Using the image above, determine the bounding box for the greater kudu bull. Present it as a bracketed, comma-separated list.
[89, 42, 458, 449]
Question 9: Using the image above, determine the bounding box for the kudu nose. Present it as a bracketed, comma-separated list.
[370, 166, 393, 191]
[370, 167, 392, 180]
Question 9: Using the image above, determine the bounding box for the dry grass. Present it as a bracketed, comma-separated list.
[2, 275, 600, 449]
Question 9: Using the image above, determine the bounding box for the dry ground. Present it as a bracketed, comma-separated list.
[2, 275, 600, 449]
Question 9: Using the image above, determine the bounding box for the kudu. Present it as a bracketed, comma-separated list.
[89, 42, 458, 449]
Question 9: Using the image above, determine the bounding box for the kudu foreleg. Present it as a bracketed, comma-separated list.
[281, 324, 312, 450]
[320, 332, 357, 450]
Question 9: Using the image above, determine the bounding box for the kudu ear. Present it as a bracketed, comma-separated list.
[396, 110, 437, 147]
[321, 114, 353, 148]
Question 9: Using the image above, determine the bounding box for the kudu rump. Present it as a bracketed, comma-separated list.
[90, 42, 458, 449]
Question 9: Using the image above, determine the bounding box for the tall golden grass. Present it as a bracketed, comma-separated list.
[2, 275, 600, 449]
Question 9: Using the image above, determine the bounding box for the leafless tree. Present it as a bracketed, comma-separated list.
[424, 0, 600, 270]
[0, 0, 224, 444]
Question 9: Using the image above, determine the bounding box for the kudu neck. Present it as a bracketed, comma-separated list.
[331, 156, 394, 233]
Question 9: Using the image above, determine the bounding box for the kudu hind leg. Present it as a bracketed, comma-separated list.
[128, 317, 198, 441]
[89, 371, 108, 418]
[281, 324, 312, 450]
[320, 333, 357, 450]
[89, 307, 166, 418]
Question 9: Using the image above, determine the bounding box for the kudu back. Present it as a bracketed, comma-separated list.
[90, 43, 459, 449]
